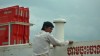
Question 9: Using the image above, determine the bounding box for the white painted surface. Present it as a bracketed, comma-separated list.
[0, 40, 100, 56]
[50, 40, 100, 56]
[0, 44, 33, 56]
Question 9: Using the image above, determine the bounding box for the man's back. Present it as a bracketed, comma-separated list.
[32, 31, 50, 55]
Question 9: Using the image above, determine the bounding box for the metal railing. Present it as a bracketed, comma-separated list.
[0, 22, 33, 45]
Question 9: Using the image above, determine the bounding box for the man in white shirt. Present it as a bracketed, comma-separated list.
[32, 21, 73, 56]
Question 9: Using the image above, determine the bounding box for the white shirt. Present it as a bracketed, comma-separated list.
[32, 30, 69, 56]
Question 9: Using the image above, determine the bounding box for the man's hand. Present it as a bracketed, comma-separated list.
[69, 41, 73, 44]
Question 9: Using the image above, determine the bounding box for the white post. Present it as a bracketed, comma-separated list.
[53, 19, 66, 42]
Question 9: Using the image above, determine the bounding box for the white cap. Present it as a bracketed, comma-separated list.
[53, 19, 66, 23]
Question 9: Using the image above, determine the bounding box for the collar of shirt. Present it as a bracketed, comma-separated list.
[40, 30, 50, 34]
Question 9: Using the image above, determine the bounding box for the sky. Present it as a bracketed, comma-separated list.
[0, 0, 100, 42]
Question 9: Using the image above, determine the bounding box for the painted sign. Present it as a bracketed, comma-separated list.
[67, 40, 100, 56]
[67, 45, 100, 56]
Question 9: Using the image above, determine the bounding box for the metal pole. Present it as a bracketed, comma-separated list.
[8, 23, 11, 45]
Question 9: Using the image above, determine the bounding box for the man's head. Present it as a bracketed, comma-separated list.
[41, 21, 54, 33]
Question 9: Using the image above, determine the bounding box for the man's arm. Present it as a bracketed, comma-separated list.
[46, 33, 73, 46]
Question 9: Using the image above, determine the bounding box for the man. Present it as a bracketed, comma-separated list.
[32, 21, 73, 56]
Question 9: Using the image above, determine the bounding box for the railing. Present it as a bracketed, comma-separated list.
[0, 22, 33, 45]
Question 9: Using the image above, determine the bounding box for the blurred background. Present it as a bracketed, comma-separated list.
[0, 0, 100, 42]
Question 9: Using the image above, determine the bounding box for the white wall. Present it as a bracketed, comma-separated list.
[0, 40, 100, 56]
[50, 40, 100, 56]
[0, 44, 33, 56]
